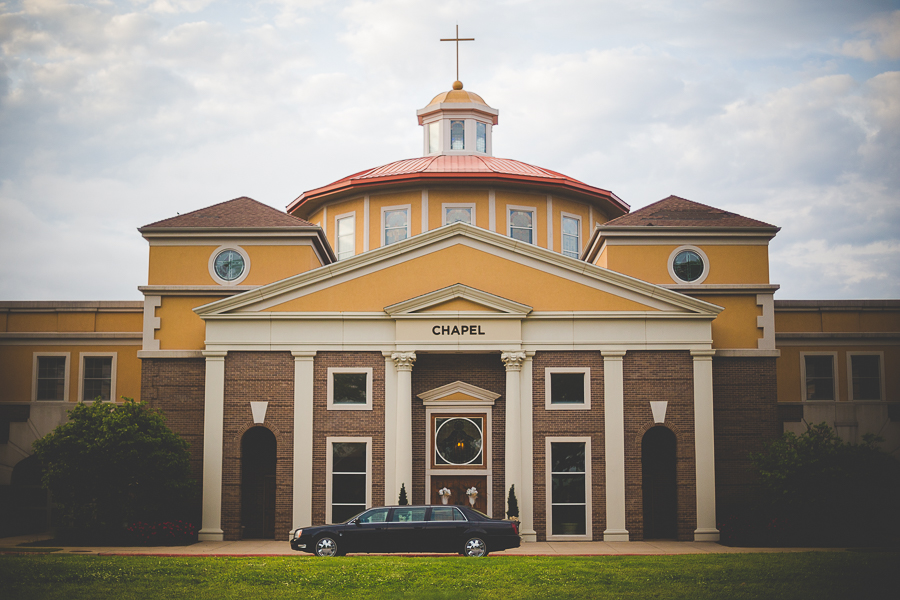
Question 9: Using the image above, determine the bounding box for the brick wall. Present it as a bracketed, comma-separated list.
[712, 356, 779, 521]
[532, 351, 605, 541]
[311, 352, 385, 526]
[411, 354, 506, 519]
[222, 351, 294, 540]
[623, 351, 696, 541]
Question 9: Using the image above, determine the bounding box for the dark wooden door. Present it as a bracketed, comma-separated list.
[642, 426, 677, 539]
[430, 475, 488, 515]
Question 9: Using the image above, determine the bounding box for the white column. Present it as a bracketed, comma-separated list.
[692, 350, 719, 541]
[382, 352, 398, 506]
[602, 351, 629, 542]
[199, 350, 227, 541]
[519, 352, 536, 542]
[501, 351, 526, 523]
[392, 351, 416, 503]
[292, 351, 315, 528]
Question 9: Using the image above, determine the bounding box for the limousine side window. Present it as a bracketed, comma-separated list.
[430, 506, 466, 521]
[391, 507, 426, 522]
[357, 508, 389, 523]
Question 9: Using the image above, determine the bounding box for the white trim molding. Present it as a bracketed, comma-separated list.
[325, 436, 373, 525]
[77, 352, 118, 402]
[31, 352, 71, 403]
[544, 367, 591, 410]
[545, 435, 593, 541]
[668, 245, 710, 285]
[846, 351, 885, 402]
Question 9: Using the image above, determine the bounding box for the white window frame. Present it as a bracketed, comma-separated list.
[846, 351, 885, 401]
[442, 203, 476, 226]
[207, 244, 251, 286]
[545, 436, 592, 541]
[327, 367, 373, 411]
[78, 352, 118, 403]
[325, 436, 372, 525]
[381, 204, 411, 246]
[560, 212, 582, 259]
[800, 351, 839, 402]
[334, 212, 356, 260]
[32, 352, 70, 403]
[668, 245, 710, 284]
[507, 205, 537, 245]
[545, 367, 591, 410]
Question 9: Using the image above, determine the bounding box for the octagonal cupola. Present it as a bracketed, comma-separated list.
[416, 81, 499, 157]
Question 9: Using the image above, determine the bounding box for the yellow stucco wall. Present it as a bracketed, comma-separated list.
[148, 245, 322, 286]
[2, 311, 141, 334]
[0, 344, 142, 403]
[701, 295, 761, 349]
[604, 244, 770, 285]
[156, 296, 223, 350]
[265, 245, 661, 313]
[775, 309, 900, 333]
[777, 345, 899, 403]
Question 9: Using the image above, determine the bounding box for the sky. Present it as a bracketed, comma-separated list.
[1, 0, 898, 301]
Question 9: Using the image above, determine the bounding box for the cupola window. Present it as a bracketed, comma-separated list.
[450, 120, 465, 150]
[428, 122, 440, 154]
[476, 122, 486, 153]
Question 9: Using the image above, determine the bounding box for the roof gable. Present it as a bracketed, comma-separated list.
[141, 196, 315, 230]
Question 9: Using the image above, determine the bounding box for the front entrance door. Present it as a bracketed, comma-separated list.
[241, 427, 277, 539]
[642, 426, 677, 539]
[430, 475, 488, 515]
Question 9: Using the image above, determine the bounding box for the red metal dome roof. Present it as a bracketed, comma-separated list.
[287, 155, 629, 216]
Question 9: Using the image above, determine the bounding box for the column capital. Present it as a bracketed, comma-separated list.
[291, 350, 317, 359]
[202, 350, 228, 359]
[501, 351, 527, 372]
[601, 350, 627, 359]
[690, 349, 716, 360]
[391, 351, 417, 371]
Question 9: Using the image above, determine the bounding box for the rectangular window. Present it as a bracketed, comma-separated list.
[327, 368, 373, 410]
[81, 355, 114, 401]
[383, 208, 409, 245]
[443, 204, 474, 225]
[450, 120, 465, 150]
[476, 122, 486, 153]
[548, 439, 590, 538]
[562, 215, 581, 259]
[429, 506, 466, 521]
[509, 208, 535, 244]
[330, 440, 369, 523]
[390, 507, 426, 522]
[545, 368, 591, 410]
[336, 214, 355, 260]
[428, 122, 440, 153]
[35, 356, 67, 401]
[849, 353, 883, 401]
[803, 354, 835, 401]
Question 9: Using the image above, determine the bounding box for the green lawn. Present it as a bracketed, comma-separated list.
[0, 552, 894, 600]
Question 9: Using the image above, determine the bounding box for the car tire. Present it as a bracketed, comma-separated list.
[314, 536, 339, 557]
[462, 537, 488, 557]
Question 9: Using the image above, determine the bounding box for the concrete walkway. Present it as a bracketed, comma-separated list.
[0, 532, 839, 556]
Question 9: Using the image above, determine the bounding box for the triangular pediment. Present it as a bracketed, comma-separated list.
[417, 381, 501, 406]
[194, 223, 723, 318]
[385, 284, 532, 317]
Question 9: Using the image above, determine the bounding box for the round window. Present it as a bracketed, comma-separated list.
[435, 417, 483, 465]
[214, 249, 245, 281]
[672, 250, 704, 282]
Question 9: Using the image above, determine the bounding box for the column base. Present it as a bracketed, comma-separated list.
[521, 530, 537, 543]
[603, 529, 630, 542]
[198, 529, 224, 542]
[693, 528, 720, 542]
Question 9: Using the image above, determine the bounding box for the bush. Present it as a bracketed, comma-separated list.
[32, 398, 197, 543]
[507, 485, 519, 519]
[745, 422, 900, 547]
[125, 521, 197, 546]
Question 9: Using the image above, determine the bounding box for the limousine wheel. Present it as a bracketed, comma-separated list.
[462, 537, 488, 557]
[314, 536, 339, 557]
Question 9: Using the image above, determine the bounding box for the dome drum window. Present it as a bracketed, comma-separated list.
[208, 246, 250, 285]
[667, 245, 710, 284]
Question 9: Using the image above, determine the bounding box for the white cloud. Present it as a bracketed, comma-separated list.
[841, 10, 900, 61]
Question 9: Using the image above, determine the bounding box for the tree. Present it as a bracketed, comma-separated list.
[750, 422, 900, 546]
[398, 483, 409, 506]
[32, 398, 196, 541]
[506, 484, 519, 519]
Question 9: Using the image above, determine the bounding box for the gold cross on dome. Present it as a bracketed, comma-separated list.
[440, 25, 474, 82]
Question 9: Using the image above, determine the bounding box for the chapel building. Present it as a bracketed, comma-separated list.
[1, 82, 897, 542]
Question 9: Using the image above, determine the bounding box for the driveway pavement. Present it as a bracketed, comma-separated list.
[0, 532, 839, 556]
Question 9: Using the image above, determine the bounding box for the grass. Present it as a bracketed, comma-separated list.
[0, 552, 895, 600]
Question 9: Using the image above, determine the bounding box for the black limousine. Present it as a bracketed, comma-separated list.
[289, 505, 521, 556]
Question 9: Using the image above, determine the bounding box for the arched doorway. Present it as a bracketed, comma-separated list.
[3, 455, 50, 536]
[642, 426, 677, 539]
[241, 427, 277, 539]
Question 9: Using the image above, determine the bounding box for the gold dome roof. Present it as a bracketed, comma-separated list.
[427, 82, 491, 107]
